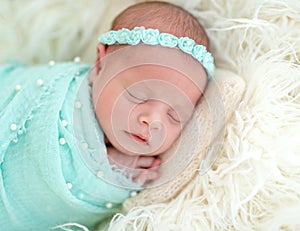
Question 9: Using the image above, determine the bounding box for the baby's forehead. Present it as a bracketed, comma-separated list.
[102, 45, 208, 90]
[118, 64, 195, 84]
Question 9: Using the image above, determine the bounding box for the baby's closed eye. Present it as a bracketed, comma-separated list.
[125, 88, 147, 104]
[167, 109, 180, 124]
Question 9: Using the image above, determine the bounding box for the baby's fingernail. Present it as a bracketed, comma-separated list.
[152, 158, 161, 167]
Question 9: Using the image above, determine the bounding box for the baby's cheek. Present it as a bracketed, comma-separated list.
[171, 126, 182, 141]
[157, 125, 181, 153]
[110, 97, 134, 127]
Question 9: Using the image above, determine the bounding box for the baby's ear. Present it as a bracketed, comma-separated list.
[95, 44, 107, 73]
[97, 44, 107, 60]
[89, 44, 107, 84]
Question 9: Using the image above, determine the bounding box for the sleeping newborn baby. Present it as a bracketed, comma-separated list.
[0, 1, 214, 230]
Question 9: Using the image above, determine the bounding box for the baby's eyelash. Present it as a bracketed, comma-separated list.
[125, 89, 147, 103]
[167, 111, 181, 124]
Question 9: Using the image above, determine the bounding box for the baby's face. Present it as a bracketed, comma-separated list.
[93, 65, 204, 156]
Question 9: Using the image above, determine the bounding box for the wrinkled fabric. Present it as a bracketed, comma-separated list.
[0, 62, 132, 231]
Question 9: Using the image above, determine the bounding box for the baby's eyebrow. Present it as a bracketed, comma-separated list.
[173, 103, 195, 110]
[171, 105, 195, 119]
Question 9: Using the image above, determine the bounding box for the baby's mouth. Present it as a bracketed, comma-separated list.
[125, 131, 149, 145]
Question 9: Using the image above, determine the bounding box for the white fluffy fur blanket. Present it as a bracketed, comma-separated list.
[1, 0, 299, 230]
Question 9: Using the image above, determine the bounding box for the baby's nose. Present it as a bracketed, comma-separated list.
[138, 114, 163, 130]
[137, 102, 166, 130]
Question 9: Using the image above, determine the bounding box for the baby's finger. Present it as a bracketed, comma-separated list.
[134, 169, 160, 185]
[151, 157, 161, 168]
[136, 156, 156, 168]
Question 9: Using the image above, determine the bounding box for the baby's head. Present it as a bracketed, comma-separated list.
[107, 1, 209, 53]
[89, 1, 214, 157]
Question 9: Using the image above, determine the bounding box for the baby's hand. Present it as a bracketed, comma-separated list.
[107, 147, 161, 185]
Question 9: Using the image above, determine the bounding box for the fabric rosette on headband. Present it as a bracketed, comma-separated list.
[98, 27, 215, 79]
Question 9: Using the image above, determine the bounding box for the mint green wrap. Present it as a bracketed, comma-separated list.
[0, 62, 135, 231]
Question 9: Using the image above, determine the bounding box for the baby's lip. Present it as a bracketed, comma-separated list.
[125, 131, 150, 145]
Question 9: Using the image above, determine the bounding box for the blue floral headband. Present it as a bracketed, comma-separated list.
[98, 27, 215, 79]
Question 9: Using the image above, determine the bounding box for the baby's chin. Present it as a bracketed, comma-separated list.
[121, 148, 161, 157]
[113, 143, 164, 157]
